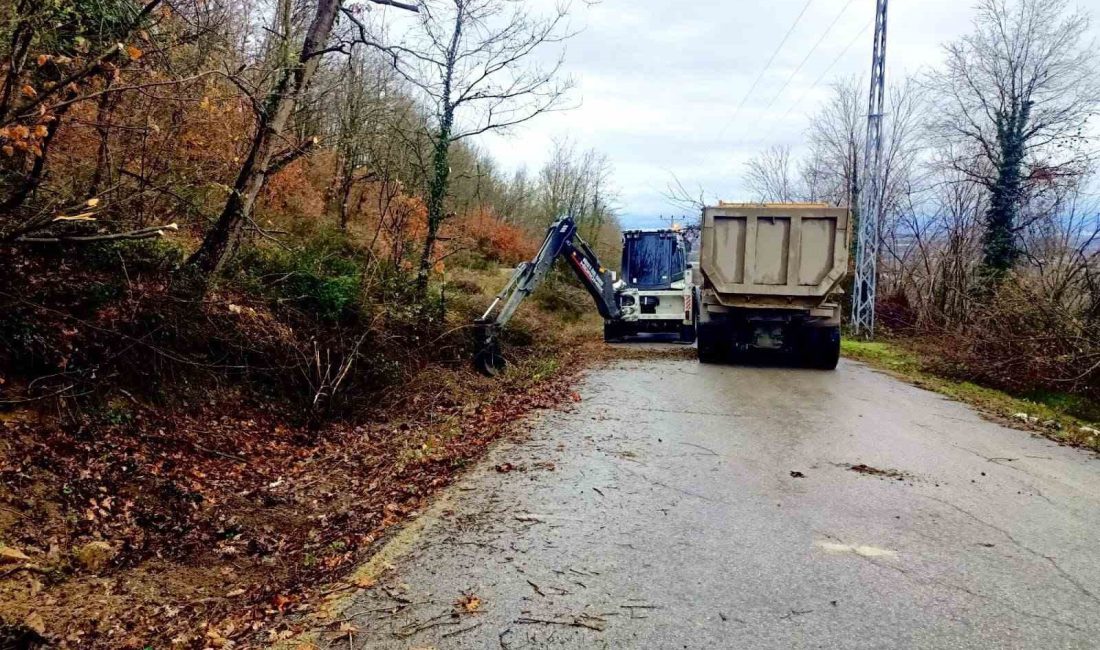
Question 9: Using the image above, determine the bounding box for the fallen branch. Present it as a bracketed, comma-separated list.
[0, 565, 52, 579]
[394, 612, 461, 639]
[441, 621, 482, 638]
[15, 223, 178, 244]
[515, 615, 606, 632]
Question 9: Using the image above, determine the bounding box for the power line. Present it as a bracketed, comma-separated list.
[718, 0, 816, 139]
[746, 0, 859, 141]
[759, 18, 872, 144]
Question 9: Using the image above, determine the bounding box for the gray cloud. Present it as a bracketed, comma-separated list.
[477, 0, 1100, 228]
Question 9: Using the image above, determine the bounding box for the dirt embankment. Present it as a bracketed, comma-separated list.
[0, 336, 615, 648]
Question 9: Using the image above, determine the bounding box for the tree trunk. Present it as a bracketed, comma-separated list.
[413, 5, 463, 300]
[88, 84, 117, 196]
[415, 122, 452, 297]
[0, 99, 70, 222]
[337, 155, 355, 231]
[980, 110, 1028, 283]
[0, 2, 35, 121]
[186, 0, 341, 283]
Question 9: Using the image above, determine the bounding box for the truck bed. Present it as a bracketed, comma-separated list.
[700, 203, 849, 303]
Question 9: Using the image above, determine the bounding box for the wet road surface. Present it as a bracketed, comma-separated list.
[322, 357, 1100, 649]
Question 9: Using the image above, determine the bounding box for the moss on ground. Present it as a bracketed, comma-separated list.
[841, 338, 1100, 452]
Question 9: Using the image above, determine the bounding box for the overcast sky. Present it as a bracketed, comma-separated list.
[470, 0, 1100, 229]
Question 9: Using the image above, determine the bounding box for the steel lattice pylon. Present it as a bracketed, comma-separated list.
[852, 0, 889, 337]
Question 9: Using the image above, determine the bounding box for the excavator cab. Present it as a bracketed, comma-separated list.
[620, 230, 686, 290]
[609, 229, 695, 343]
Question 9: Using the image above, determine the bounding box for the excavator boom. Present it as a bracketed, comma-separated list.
[474, 216, 619, 376]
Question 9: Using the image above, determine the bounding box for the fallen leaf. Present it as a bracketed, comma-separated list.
[0, 545, 31, 563]
[21, 84, 36, 99]
[456, 594, 481, 612]
[24, 611, 45, 636]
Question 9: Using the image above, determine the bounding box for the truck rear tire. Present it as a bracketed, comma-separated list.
[804, 326, 841, 370]
[697, 322, 722, 363]
[604, 322, 623, 343]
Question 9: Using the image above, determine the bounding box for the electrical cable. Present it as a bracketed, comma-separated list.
[759, 18, 872, 144]
[746, 0, 859, 140]
[717, 0, 816, 138]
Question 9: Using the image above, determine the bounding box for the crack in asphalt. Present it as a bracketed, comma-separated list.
[817, 531, 1092, 635]
[919, 494, 1100, 610]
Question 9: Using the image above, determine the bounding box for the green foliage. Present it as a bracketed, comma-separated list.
[28, 0, 144, 53]
[240, 238, 363, 321]
[1022, 390, 1100, 423]
[840, 339, 917, 371]
[101, 399, 135, 425]
[81, 238, 187, 274]
[532, 270, 586, 323]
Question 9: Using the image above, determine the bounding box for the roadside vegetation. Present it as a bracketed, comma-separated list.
[842, 339, 1100, 452]
[743, 0, 1099, 436]
[0, 0, 621, 647]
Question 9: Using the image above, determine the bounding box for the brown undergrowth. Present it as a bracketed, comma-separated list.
[0, 245, 625, 648]
[0, 327, 609, 649]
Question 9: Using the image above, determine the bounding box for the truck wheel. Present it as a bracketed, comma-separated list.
[604, 322, 622, 343]
[679, 322, 696, 344]
[697, 323, 721, 363]
[805, 326, 841, 370]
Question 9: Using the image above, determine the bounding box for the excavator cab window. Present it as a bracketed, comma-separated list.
[621, 231, 685, 289]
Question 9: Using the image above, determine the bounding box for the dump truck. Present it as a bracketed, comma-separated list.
[695, 203, 850, 369]
[605, 229, 695, 343]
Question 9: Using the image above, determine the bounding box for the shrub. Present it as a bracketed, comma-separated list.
[81, 238, 187, 273]
[925, 275, 1099, 402]
[239, 238, 363, 322]
[451, 209, 538, 266]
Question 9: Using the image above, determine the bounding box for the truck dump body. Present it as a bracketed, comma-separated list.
[701, 203, 849, 306]
[696, 203, 850, 369]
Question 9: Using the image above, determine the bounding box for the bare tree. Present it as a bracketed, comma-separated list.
[389, 0, 575, 296]
[744, 144, 800, 203]
[535, 138, 616, 252]
[929, 0, 1099, 281]
[326, 52, 397, 231]
[806, 77, 865, 208]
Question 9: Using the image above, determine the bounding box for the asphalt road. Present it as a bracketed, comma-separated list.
[324, 356, 1100, 649]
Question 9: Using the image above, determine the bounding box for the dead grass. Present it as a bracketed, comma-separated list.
[842, 338, 1100, 452]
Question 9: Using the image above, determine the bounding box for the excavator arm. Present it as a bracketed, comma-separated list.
[473, 216, 620, 376]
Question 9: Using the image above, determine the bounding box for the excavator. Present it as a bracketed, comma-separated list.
[473, 215, 619, 376]
[472, 215, 695, 376]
